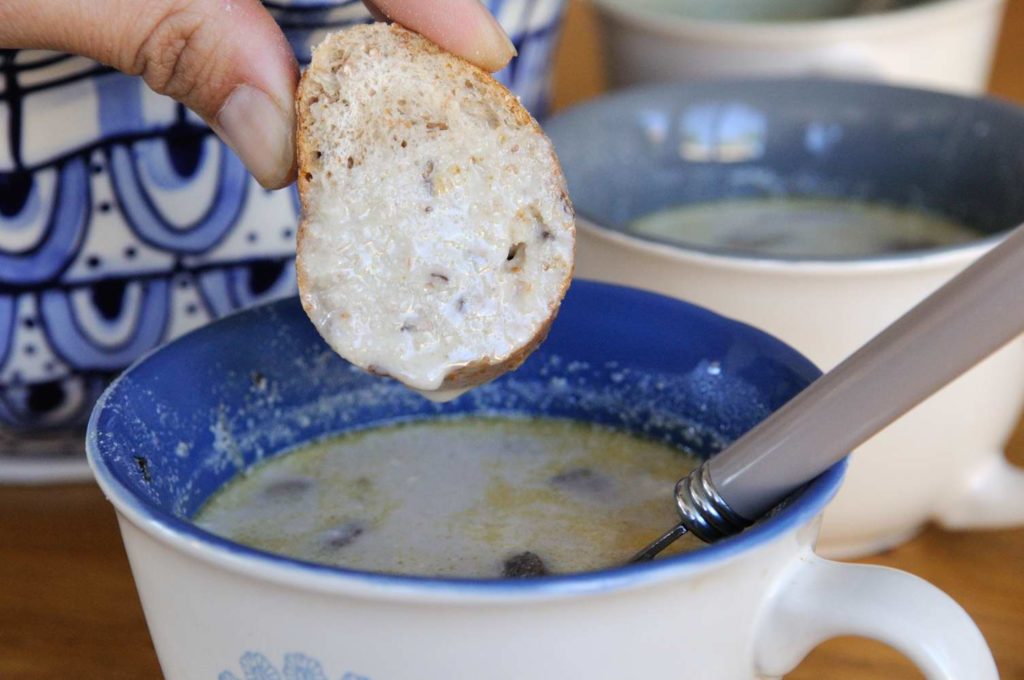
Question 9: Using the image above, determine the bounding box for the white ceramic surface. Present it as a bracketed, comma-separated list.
[592, 0, 1006, 94]
[110, 511, 995, 679]
[576, 220, 1024, 557]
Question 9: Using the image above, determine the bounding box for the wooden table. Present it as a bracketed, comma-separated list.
[2, 4, 1023, 678]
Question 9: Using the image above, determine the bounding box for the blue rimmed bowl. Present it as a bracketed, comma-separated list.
[84, 280, 871, 678]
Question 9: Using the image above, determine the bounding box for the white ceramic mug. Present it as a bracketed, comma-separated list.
[546, 79, 1024, 558]
[88, 288, 995, 679]
[592, 0, 1006, 94]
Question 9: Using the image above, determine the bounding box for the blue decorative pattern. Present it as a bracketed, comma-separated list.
[108, 135, 250, 254]
[492, 0, 568, 116]
[0, 157, 90, 284]
[219, 652, 369, 680]
[198, 259, 297, 318]
[39, 278, 171, 370]
[0, 0, 566, 440]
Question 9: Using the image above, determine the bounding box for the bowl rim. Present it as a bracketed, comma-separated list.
[547, 78, 1018, 268]
[589, 0, 1003, 40]
[577, 215, 1002, 274]
[86, 286, 847, 604]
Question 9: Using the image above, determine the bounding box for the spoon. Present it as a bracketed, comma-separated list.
[631, 222, 1024, 562]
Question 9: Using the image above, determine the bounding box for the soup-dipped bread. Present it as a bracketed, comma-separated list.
[295, 25, 575, 399]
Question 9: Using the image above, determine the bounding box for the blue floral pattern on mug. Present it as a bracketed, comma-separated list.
[219, 651, 369, 680]
[0, 0, 565, 442]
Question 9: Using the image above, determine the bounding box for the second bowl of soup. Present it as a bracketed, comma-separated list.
[547, 79, 1024, 557]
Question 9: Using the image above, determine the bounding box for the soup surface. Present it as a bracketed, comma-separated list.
[194, 417, 702, 577]
[628, 198, 980, 258]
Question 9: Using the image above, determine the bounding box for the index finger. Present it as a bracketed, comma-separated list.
[363, 0, 516, 72]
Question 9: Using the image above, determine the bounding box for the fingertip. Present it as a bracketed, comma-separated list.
[368, 0, 515, 73]
[257, 162, 297, 191]
[215, 84, 296, 190]
[474, 4, 517, 72]
[474, 30, 516, 73]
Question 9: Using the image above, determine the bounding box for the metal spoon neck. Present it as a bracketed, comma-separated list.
[629, 462, 753, 563]
[675, 461, 753, 543]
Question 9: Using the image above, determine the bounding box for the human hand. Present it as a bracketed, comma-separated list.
[0, 0, 515, 189]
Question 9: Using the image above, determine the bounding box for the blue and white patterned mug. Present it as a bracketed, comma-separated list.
[0, 0, 567, 480]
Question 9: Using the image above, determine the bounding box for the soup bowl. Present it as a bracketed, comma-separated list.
[87, 281, 994, 679]
[592, 0, 1006, 94]
[1, 0, 568, 483]
[545, 79, 1024, 557]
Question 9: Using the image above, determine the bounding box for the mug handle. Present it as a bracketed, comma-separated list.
[753, 554, 997, 679]
[933, 455, 1024, 529]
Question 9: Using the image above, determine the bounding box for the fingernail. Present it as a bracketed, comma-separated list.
[215, 84, 295, 189]
[477, 3, 517, 71]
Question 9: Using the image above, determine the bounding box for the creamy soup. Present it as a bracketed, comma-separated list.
[628, 198, 980, 258]
[194, 417, 702, 578]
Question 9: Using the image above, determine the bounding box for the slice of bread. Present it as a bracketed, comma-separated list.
[295, 24, 575, 398]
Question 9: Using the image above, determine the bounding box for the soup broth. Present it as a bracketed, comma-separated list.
[194, 417, 702, 578]
[628, 198, 980, 258]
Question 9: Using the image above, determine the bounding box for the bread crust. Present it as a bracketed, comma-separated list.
[295, 24, 575, 394]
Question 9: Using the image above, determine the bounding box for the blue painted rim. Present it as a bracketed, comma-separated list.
[87, 281, 848, 599]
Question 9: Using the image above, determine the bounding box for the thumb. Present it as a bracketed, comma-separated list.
[0, 0, 298, 188]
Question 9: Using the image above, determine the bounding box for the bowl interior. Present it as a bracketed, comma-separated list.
[88, 281, 837, 577]
[547, 79, 1024, 259]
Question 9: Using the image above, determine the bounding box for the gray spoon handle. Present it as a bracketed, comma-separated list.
[705, 223, 1024, 523]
